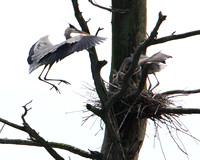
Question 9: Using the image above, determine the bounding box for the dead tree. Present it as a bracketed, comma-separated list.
[1, 1, 200, 160]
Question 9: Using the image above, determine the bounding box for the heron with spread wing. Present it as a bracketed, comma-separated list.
[113, 51, 172, 90]
[27, 24, 106, 93]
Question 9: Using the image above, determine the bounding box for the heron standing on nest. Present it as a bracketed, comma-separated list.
[113, 51, 172, 90]
[27, 24, 106, 93]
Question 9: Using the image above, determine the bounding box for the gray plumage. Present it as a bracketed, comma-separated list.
[119, 51, 172, 74]
[113, 51, 172, 89]
[28, 35, 105, 73]
[27, 24, 106, 92]
[138, 52, 172, 74]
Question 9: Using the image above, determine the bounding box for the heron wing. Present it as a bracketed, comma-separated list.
[28, 35, 106, 72]
[41, 35, 106, 64]
[138, 54, 149, 64]
[28, 35, 54, 64]
[119, 57, 132, 72]
[146, 51, 172, 64]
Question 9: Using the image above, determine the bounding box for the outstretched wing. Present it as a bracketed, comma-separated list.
[40, 35, 106, 64]
[28, 35, 54, 64]
[28, 35, 106, 73]
[146, 51, 172, 64]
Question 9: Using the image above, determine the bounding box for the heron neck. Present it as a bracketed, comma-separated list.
[64, 28, 72, 39]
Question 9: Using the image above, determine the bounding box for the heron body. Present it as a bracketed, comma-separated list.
[113, 52, 172, 90]
[138, 52, 172, 74]
[28, 24, 106, 93]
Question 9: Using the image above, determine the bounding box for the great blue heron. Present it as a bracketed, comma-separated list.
[113, 51, 172, 90]
[27, 24, 106, 93]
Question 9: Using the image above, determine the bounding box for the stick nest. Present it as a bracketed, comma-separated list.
[109, 85, 175, 121]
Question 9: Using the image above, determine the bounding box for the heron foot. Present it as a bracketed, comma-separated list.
[50, 84, 61, 94]
[58, 80, 71, 85]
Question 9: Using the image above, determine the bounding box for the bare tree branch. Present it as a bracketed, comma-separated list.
[95, 27, 104, 36]
[135, 65, 150, 96]
[0, 139, 96, 159]
[21, 104, 65, 160]
[86, 104, 102, 117]
[88, 0, 128, 13]
[71, 1, 127, 159]
[158, 107, 200, 115]
[151, 30, 200, 46]
[0, 117, 25, 132]
[161, 89, 200, 96]
[0, 102, 102, 159]
[71, 0, 108, 107]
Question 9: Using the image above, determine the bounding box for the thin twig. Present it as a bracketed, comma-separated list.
[95, 27, 104, 36]
[88, 0, 128, 13]
[21, 100, 32, 123]
[0, 124, 5, 133]
[157, 131, 167, 160]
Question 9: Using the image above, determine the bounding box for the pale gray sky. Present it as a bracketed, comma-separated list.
[0, 0, 200, 159]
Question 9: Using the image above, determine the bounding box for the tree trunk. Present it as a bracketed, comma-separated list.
[110, 0, 146, 72]
[102, 0, 147, 159]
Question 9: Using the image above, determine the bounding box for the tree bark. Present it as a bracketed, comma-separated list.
[102, 0, 147, 159]
[111, 0, 146, 72]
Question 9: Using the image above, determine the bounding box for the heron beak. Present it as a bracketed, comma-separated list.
[77, 30, 90, 35]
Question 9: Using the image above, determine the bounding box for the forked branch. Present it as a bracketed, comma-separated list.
[72, 1, 126, 159]
[71, 0, 108, 107]
[22, 102, 65, 160]
[106, 12, 167, 106]
[0, 101, 97, 159]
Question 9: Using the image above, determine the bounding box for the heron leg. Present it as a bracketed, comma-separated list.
[147, 76, 152, 91]
[150, 73, 160, 91]
[38, 65, 60, 93]
[44, 65, 71, 86]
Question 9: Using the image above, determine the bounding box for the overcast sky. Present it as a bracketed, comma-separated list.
[0, 0, 200, 160]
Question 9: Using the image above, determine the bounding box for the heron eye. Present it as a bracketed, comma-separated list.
[113, 74, 117, 80]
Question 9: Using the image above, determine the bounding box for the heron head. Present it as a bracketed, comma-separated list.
[68, 23, 90, 35]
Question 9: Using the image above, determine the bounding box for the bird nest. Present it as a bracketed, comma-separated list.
[109, 85, 174, 121]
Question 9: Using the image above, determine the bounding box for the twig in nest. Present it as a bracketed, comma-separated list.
[90, 116, 99, 129]
[157, 131, 167, 160]
[165, 122, 188, 156]
[65, 109, 86, 114]
[81, 113, 95, 126]
[152, 112, 199, 159]
[95, 120, 104, 136]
